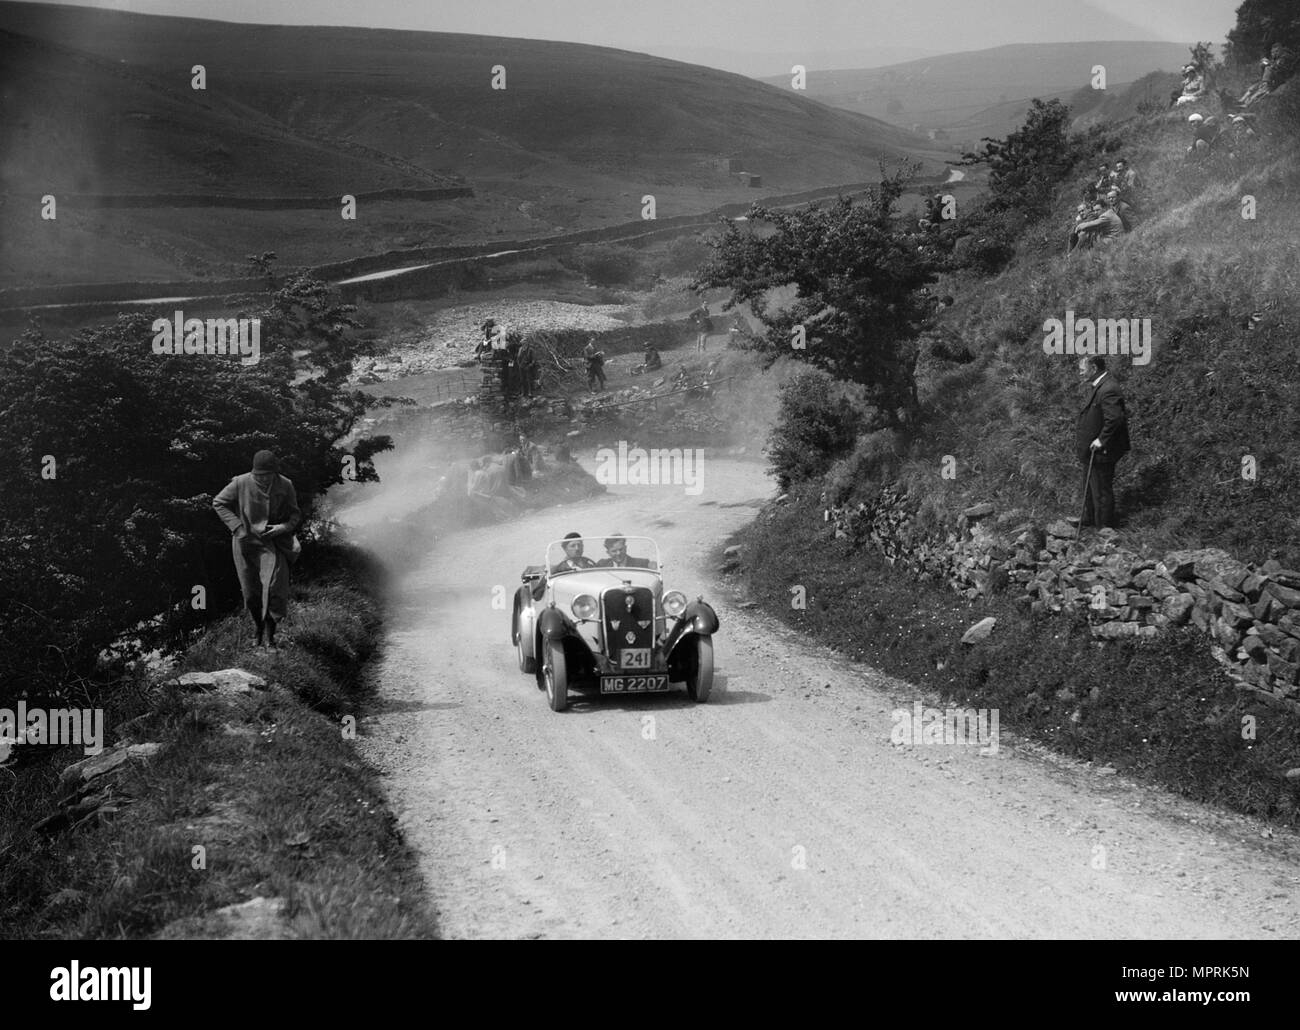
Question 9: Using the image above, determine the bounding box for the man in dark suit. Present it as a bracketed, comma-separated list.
[213, 449, 301, 651]
[1075, 356, 1131, 529]
[596, 533, 653, 569]
[551, 532, 596, 574]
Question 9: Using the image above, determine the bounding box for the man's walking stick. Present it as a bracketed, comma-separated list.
[1069, 447, 1097, 559]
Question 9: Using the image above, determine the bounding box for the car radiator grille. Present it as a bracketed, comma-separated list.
[602, 586, 655, 665]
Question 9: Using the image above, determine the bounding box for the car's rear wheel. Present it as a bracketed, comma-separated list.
[543, 639, 568, 712]
[686, 636, 714, 703]
[513, 600, 536, 673]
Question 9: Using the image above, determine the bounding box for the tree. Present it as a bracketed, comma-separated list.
[691, 166, 936, 430]
[0, 275, 392, 705]
[1225, 0, 1300, 68]
[972, 98, 1077, 217]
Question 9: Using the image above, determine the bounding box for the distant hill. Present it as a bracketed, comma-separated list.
[761, 41, 1196, 145]
[0, 1, 947, 287]
[637, 44, 944, 79]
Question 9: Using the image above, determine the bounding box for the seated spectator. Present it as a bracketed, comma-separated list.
[469, 454, 524, 512]
[1186, 112, 1222, 156]
[1074, 201, 1124, 249]
[1067, 202, 1093, 253]
[1113, 158, 1137, 192]
[516, 432, 545, 476]
[1240, 45, 1296, 107]
[640, 343, 662, 372]
[1173, 62, 1208, 106]
[1105, 189, 1135, 231]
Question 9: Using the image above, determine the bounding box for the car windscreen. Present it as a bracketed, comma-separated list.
[545, 535, 659, 574]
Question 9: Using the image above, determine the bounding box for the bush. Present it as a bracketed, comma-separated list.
[824, 429, 905, 504]
[561, 244, 647, 288]
[767, 369, 864, 491]
[0, 278, 392, 707]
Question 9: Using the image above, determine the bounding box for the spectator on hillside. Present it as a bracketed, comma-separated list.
[1186, 112, 1222, 156]
[693, 303, 714, 353]
[474, 318, 497, 360]
[1113, 158, 1137, 192]
[1067, 202, 1093, 253]
[213, 449, 301, 652]
[1093, 163, 1114, 194]
[1240, 45, 1297, 107]
[584, 338, 607, 392]
[517, 431, 546, 474]
[1072, 200, 1124, 250]
[503, 331, 523, 399]
[1105, 189, 1135, 231]
[516, 338, 538, 398]
[1074, 355, 1131, 530]
[1172, 62, 1209, 106]
[637, 342, 662, 373]
[468, 454, 523, 514]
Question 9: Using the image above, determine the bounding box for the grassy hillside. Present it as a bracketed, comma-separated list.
[0, 1, 946, 287]
[767, 41, 1195, 143]
[850, 82, 1300, 565]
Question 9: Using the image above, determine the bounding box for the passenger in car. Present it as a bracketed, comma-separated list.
[596, 533, 652, 569]
[551, 532, 596, 573]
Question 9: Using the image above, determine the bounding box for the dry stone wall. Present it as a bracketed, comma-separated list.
[824, 490, 1300, 706]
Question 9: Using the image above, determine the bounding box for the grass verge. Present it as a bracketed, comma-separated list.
[0, 542, 438, 939]
[739, 494, 1300, 827]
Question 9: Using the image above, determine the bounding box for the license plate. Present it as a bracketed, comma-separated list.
[620, 648, 651, 670]
[601, 674, 669, 694]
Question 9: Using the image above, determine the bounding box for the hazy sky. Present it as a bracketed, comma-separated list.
[29, 0, 1243, 54]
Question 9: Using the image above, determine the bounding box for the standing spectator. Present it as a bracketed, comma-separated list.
[474, 318, 497, 361]
[1074, 356, 1131, 529]
[516, 338, 538, 398]
[213, 450, 301, 652]
[503, 331, 523, 400]
[584, 338, 607, 392]
[693, 303, 714, 353]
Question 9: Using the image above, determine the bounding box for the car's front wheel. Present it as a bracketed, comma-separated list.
[513, 599, 536, 674]
[686, 636, 714, 703]
[543, 639, 568, 712]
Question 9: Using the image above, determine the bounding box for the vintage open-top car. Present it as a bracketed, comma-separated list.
[511, 534, 719, 711]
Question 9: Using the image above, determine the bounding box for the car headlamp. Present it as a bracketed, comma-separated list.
[663, 591, 687, 617]
[572, 594, 598, 620]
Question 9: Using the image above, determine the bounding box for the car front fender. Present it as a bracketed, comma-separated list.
[664, 599, 719, 653]
[538, 605, 571, 641]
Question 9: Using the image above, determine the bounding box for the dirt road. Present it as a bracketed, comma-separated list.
[356, 457, 1300, 939]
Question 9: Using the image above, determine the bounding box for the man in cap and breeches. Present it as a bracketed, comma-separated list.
[213, 449, 301, 651]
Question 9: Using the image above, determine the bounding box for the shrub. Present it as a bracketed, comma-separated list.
[767, 369, 864, 491]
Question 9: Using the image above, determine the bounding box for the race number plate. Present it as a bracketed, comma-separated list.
[601, 674, 669, 694]
[620, 648, 651, 670]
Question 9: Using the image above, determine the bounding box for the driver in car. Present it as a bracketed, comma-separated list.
[551, 531, 596, 573]
[596, 533, 652, 568]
